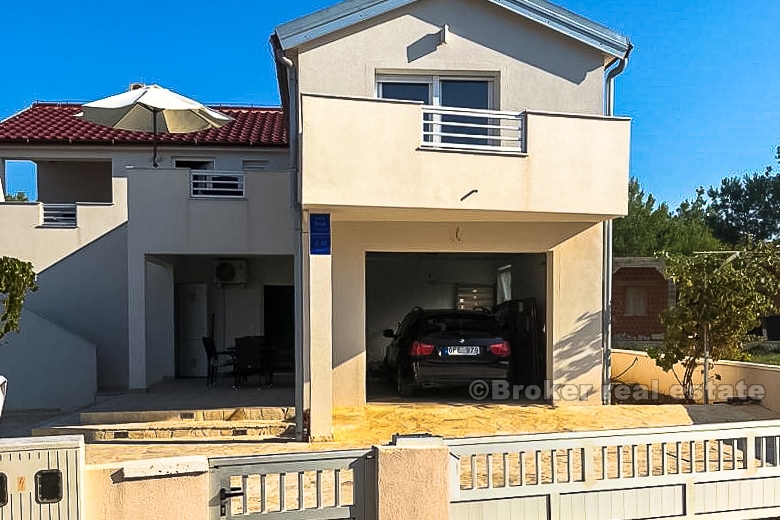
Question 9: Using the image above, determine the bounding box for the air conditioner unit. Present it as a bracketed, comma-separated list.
[213, 259, 248, 284]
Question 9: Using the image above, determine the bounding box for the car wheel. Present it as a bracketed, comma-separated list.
[396, 364, 414, 398]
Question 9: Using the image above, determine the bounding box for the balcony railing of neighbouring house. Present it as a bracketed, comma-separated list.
[42, 203, 77, 227]
[190, 170, 245, 198]
[421, 106, 525, 154]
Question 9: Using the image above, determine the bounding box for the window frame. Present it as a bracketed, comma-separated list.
[0, 472, 7, 507]
[624, 286, 648, 317]
[34, 469, 63, 505]
[376, 74, 496, 109]
[174, 158, 215, 171]
[378, 74, 497, 147]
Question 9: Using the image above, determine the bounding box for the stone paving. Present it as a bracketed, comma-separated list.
[83, 402, 779, 464]
[83, 375, 294, 413]
[1, 375, 294, 440]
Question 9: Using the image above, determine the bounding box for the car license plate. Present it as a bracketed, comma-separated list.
[445, 346, 480, 356]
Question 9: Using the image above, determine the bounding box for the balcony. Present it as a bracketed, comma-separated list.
[0, 178, 128, 271]
[300, 94, 630, 219]
[126, 167, 294, 255]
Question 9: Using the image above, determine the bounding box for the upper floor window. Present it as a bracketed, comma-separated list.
[175, 159, 214, 170]
[624, 286, 648, 316]
[378, 75, 495, 147]
[377, 75, 493, 110]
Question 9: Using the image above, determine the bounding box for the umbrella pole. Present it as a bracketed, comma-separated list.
[152, 109, 159, 168]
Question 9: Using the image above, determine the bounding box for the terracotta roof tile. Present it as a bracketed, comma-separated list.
[0, 103, 287, 147]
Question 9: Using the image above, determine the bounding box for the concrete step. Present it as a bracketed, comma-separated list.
[32, 419, 295, 442]
[80, 407, 295, 425]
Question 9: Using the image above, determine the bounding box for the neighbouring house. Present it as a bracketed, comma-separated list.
[0, 0, 632, 440]
[612, 257, 673, 341]
[612, 257, 780, 343]
[0, 104, 290, 410]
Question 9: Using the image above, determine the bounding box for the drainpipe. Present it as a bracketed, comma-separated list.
[602, 42, 633, 405]
[272, 34, 305, 440]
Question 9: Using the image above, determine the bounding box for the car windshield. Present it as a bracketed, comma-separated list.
[421, 314, 501, 334]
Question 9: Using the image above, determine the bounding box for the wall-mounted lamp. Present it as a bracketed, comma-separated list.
[438, 24, 450, 45]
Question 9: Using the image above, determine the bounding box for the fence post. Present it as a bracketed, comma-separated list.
[374, 435, 450, 520]
[353, 450, 378, 520]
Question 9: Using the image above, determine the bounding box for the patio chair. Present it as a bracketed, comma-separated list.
[233, 336, 277, 388]
[202, 336, 235, 387]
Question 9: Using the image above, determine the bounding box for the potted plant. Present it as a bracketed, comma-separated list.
[0, 256, 37, 420]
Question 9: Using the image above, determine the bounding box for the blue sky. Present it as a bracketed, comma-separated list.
[2, 0, 779, 207]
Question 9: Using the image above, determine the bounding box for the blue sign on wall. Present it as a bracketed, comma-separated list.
[310, 213, 331, 255]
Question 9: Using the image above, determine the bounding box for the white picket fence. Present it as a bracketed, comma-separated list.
[447, 419, 780, 519]
[207, 420, 780, 520]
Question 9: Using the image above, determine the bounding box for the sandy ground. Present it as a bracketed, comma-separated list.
[82, 402, 779, 465]
[6, 402, 777, 513]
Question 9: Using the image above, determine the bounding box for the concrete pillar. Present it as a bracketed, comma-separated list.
[127, 254, 147, 390]
[375, 436, 451, 520]
[145, 259, 175, 385]
[0, 158, 5, 201]
[549, 224, 604, 405]
[303, 212, 333, 441]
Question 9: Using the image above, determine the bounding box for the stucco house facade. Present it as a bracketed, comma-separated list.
[0, 0, 631, 440]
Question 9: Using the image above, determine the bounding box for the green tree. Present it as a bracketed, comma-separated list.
[669, 188, 724, 254]
[613, 178, 722, 256]
[4, 192, 29, 202]
[650, 242, 780, 401]
[0, 257, 38, 341]
[706, 165, 780, 245]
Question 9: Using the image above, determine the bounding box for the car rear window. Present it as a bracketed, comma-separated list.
[421, 314, 502, 334]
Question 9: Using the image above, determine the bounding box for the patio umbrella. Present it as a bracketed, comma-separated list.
[74, 84, 233, 167]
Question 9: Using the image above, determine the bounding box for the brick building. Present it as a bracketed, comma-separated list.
[612, 257, 673, 341]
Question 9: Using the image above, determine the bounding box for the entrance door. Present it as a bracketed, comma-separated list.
[264, 285, 295, 372]
[177, 283, 209, 377]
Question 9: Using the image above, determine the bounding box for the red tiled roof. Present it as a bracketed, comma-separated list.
[0, 103, 287, 147]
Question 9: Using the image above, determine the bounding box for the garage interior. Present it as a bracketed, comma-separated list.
[365, 252, 548, 400]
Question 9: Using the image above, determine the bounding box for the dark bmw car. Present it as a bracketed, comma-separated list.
[383, 308, 511, 397]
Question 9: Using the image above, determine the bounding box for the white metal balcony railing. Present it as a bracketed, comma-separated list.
[421, 106, 525, 154]
[190, 170, 245, 198]
[42, 203, 77, 227]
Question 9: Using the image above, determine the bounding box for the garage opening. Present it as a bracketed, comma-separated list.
[366, 252, 547, 401]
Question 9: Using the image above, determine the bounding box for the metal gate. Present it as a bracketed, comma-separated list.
[447, 420, 780, 520]
[209, 449, 376, 520]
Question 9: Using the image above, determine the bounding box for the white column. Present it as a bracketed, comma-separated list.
[127, 254, 147, 390]
[303, 211, 333, 441]
[0, 159, 6, 201]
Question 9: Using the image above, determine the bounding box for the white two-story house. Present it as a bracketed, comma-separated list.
[272, 0, 631, 439]
[0, 0, 631, 441]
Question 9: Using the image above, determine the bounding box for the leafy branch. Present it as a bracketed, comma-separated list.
[0, 257, 38, 341]
[649, 242, 780, 401]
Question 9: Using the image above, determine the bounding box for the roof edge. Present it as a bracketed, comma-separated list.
[276, 0, 417, 49]
[0, 140, 290, 149]
[275, 0, 630, 57]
